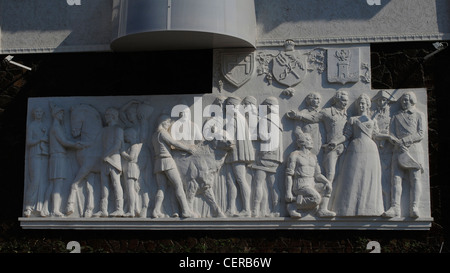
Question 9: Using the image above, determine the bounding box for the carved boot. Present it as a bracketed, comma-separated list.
[316, 197, 336, 217]
[93, 198, 108, 217]
[110, 198, 124, 217]
[66, 187, 78, 216]
[287, 202, 301, 219]
[410, 198, 420, 218]
[383, 180, 401, 218]
[382, 204, 400, 218]
[410, 205, 420, 218]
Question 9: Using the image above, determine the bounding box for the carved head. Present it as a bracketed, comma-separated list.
[296, 132, 313, 150]
[105, 107, 119, 125]
[333, 90, 349, 109]
[305, 92, 321, 109]
[32, 107, 44, 121]
[356, 94, 371, 115]
[400, 92, 417, 111]
[157, 114, 172, 130]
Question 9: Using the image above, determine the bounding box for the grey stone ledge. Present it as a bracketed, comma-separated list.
[257, 33, 450, 47]
[19, 217, 433, 231]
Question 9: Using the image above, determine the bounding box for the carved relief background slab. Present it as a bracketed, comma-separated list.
[20, 44, 432, 230]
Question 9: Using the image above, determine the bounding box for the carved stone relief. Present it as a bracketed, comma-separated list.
[20, 42, 432, 230]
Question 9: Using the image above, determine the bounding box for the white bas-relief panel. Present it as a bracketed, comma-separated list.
[20, 43, 432, 230]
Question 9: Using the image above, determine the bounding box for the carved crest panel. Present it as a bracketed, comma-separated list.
[327, 48, 360, 84]
[221, 51, 254, 87]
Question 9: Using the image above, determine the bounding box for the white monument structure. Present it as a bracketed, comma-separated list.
[8, 0, 443, 230]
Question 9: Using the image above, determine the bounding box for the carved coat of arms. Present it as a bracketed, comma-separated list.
[328, 48, 360, 84]
[221, 51, 254, 87]
[272, 40, 306, 87]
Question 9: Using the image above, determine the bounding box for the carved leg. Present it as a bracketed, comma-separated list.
[110, 169, 124, 217]
[185, 180, 198, 216]
[84, 174, 95, 218]
[252, 170, 265, 217]
[317, 197, 336, 217]
[66, 181, 81, 216]
[410, 169, 422, 218]
[267, 173, 281, 217]
[203, 187, 225, 218]
[225, 165, 238, 217]
[93, 198, 108, 217]
[52, 179, 64, 217]
[152, 173, 166, 218]
[93, 171, 110, 217]
[323, 150, 338, 183]
[382, 175, 402, 218]
[232, 163, 251, 217]
[166, 168, 194, 218]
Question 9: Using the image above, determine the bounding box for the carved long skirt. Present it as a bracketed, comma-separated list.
[330, 134, 384, 216]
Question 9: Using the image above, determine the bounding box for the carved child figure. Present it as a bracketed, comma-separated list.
[285, 132, 335, 218]
[121, 128, 143, 217]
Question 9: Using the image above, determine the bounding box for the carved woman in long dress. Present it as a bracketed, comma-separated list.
[24, 107, 50, 217]
[330, 94, 385, 216]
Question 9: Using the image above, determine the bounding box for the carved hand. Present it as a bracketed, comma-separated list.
[285, 191, 295, 203]
[286, 110, 300, 120]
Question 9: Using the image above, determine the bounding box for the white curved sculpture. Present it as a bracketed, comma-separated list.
[111, 0, 257, 51]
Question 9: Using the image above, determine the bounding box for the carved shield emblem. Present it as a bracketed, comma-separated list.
[221, 52, 254, 87]
[272, 51, 306, 87]
[328, 48, 360, 84]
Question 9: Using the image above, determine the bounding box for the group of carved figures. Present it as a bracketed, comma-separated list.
[285, 90, 425, 219]
[23, 90, 425, 219]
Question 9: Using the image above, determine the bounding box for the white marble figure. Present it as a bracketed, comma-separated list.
[151, 114, 196, 218]
[121, 128, 143, 217]
[251, 97, 282, 217]
[285, 132, 335, 218]
[66, 104, 103, 217]
[371, 90, 396, 210]
[224, 96, 255, 217]
[286, 92, 323, 155]
[48, 102, 83, 217]
[383, 91, 425, 218]
[120, 100, 154, 217]
[24, 107, 50, 217]
[93, 107, 125, 217]
[330, 94, 386, 216]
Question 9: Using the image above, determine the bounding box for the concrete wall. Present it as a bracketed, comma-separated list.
[1, 0, 450, 53]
